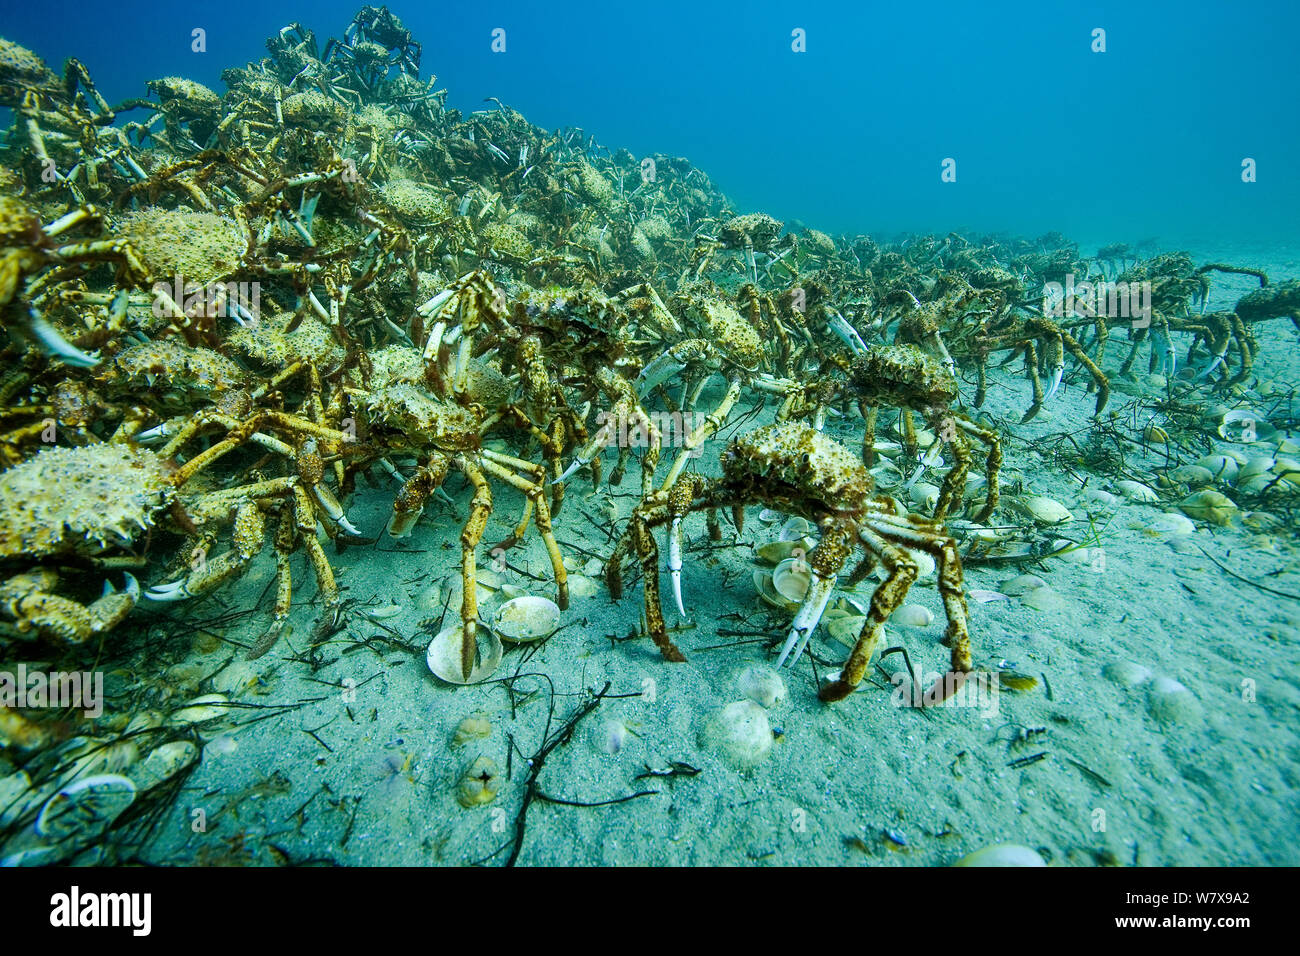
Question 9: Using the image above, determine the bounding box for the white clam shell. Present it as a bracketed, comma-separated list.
[828, 614, 868, 646]
[1193, 455, 1238, 483]
[1167, 465, 1214, 486]
[1149, 512, 1196, 536]
[131, 741, 200, 791]
[493, 595, 561, 643]
[953, 844, 1047, 867]
[779, 516, 815, 542]
[1001, 573, 1047, 596]
[426, 625, 503, 684]
[1016, 496, 1072, 524]
[168, 694, 232, 726]
[736, 664, 787, 708]
[772, 557, 812, 604]
[890, 604, 934, 627]
[757, 508, 783, 524]
[909, 482, 941, 511]
[967, 589, 1010, 603]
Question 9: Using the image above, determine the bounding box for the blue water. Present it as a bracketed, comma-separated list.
[4, 0, 1298, 240]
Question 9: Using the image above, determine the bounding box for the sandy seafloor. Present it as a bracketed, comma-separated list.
[61, 238, 1300, 867]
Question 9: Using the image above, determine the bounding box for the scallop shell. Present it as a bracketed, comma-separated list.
[967, 589, 1011, 603]
[772, 557, 812, 604]
[1142, 424, 1170, 444]
[869, 460, 903, 489]
[1001, 574, 1047, 596]
[1239, 455, 1276, 480]
[493, 596, 561, 643]
[1018, 586, 1064, 611]
[753, 570, 795, 611]
[873, 441, 903, 459]
[757, 508, 783, 524]
[566, 575, 599, 599]
[426, 625, 503, 684]
[1149, 511, 1196, 536]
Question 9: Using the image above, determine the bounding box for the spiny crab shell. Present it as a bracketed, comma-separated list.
[100, 339, 245, 404]
[364, 384, 481, 452]
[0, 444, 174, 559]
[722, 422, 876, 521]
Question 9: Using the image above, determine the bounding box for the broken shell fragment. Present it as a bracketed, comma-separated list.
[426, 625, 503, 684]
[131, 741, 199, 791]
[493, 595, 561, 643]
[1001, 573, 1047, 596]
[168, 694, 232, 726]
[755, 537, 815, 564]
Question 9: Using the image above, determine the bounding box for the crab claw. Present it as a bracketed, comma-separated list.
[637, 352, 687, 396]
[827, 310, 867, 355]
[668, 517, 685, 617]
[1197, 354, 1226, 380]
[552, 454, 589, 486]
[1045, 364, 1064, 400]
[144, 578, 193, 602]
[26, 308, 99, 368]
[312, 483, 361, 536]
[774, 571, 837, 669]
[105, 572, 141, 602]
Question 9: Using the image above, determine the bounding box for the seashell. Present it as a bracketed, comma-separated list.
[566, 575, 599, 599]
[1145, 374, 1168, 390]
[873, 441, 903, 459]
[1001, 573, 1047, 596]
[426, 625, 503, 684]
[593, 718, 630, 755]
[169, 694, 232, 726]
[1276, 438, 1300, 456]
[700, 701, 773, 770]
[476, 568, 503, 589]
[1237, 474, 1279, 496]
[753, 570, 795, 611]
[737, 665, 787, 708]
[779, 517, 815, 541]
[967, 589, 1010, 603]
[452, 712, 492, 748]
[493, 596, 561, 643]
[757, 508, 783, 524]
[131, 741, 199, 791]
[1193, 455, 1238, 483]
[1167, 465, 1214, 486]
[0, 771, 38, 828]
[1020, 495, 1072, 524]
[914, 429, 936, 448]
[1146, 675, 1202, 725]
[1115, 480, 1159, 503]
[1149, 512, 1196, 536]
[909, 482, 940, 511]
[755, 537, 814, 564]
[908, 548, 936, 580]
[953, 844, 1047, 867]
[1178, 489, 1238, 526]
[364, 604, 403, 621]
[37, 774, 136, 842]
[1218, 409, 1277, 443]
[772, 557, 812, 604]
[1019, 586, 1064, 611]
[1243, 511, 1285, 531]
[1142, 423, 1170, 444]
[828, 614, 868, 646]
[1052, 541, 1102, 565]
[1082, 488, 1119, 508]
[1103, 660, 1153, 687]
[998, 671, 1039, 691]
[457, 755, 501, 807]
[891, 604, 934, 628]
[499, 584, 528, 600]
[1239, 455, 1276, 480]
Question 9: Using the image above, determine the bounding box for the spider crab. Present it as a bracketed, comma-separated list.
[606, 422, 972, 704]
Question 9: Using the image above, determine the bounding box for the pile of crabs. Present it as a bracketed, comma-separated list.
[2, 7, 1299, 749]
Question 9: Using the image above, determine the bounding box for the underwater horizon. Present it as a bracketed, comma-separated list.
[0, 0, 1297, 887]
[3, 0, 1299, 242]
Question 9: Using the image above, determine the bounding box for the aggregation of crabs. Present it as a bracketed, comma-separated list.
[2, 8, 1298, 722]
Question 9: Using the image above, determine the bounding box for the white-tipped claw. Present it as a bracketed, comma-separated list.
[668, 517, 685, 617]
[827, 311, 867, 355]
[552, 456, 588, 486]
[27, 309, 99, 368]
[1197, 355, 1226, 380]
[134, 422, 173, 445]
[637, 354, 687, 396]
[775, 572, 836, 669]
[1046, 365, 1064, 400]
[144, 579, 192, 602]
